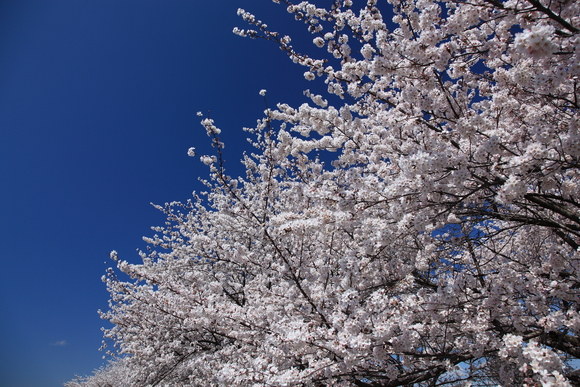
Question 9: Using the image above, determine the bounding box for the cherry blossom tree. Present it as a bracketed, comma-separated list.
[65, 358, 137, 387]
[70, 0, 579, 385]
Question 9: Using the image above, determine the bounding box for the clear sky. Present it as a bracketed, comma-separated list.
[0, 1, 326, 385]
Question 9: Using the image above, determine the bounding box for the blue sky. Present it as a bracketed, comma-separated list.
[0, 1, 325, 385]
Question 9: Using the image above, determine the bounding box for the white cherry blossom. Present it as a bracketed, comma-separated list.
[71, 0, 579, 386]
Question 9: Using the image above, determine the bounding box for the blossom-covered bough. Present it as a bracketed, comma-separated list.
[67, 0, 579, 386]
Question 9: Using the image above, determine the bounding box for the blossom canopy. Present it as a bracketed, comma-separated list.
[68, 0, 580, 386]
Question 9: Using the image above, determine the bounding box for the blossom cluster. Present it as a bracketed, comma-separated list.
[515, 24, 558, 59]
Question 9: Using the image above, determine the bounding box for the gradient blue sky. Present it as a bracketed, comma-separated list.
[0, 1, 328, 385]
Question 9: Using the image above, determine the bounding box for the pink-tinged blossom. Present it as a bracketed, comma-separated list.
[515, 24, 558, 59]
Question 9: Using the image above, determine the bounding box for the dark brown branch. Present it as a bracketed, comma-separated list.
[525, 0, 579, 33]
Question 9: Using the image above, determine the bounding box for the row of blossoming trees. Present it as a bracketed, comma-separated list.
[67, 0, 579, 386]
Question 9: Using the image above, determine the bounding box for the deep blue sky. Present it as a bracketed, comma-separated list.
[0, 1, 326, 385]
